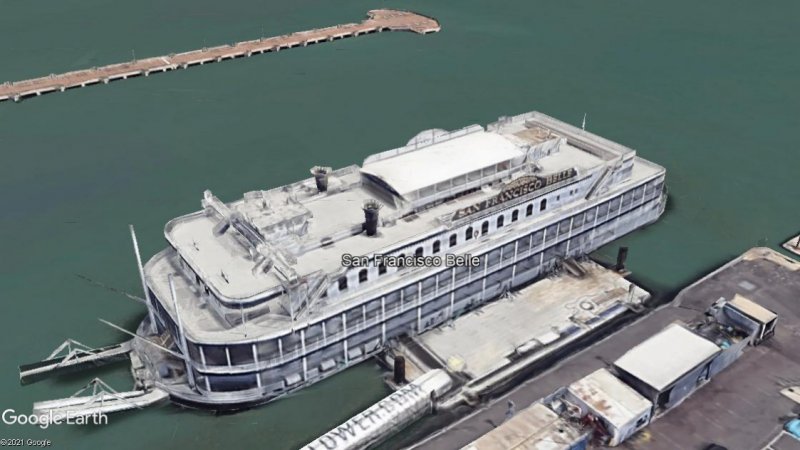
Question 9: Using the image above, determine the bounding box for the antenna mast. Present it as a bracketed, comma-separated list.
[130, 225, 158, 335]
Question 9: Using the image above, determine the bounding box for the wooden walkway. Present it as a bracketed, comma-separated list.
[0, 9, 440, 103]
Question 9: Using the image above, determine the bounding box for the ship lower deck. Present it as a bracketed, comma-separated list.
[137, 179, 666, 408]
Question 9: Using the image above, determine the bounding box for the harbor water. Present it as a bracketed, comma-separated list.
[0, 0, 798, 448]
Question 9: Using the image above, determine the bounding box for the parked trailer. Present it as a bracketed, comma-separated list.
[562, 368, 652, 446]
[711, 294, 777, 345]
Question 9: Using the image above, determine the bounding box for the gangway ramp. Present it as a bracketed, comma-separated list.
[19, 339, 132, 385]
[33, 378, 168, 419]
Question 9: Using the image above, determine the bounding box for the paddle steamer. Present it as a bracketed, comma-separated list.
[133, 110, 667, 409]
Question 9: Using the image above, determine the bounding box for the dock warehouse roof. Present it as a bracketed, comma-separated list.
[614, 323, 721, 391]
[462, 402, 587, 450]
[361, 130, 524, 198]
[567, 368, 652, 431]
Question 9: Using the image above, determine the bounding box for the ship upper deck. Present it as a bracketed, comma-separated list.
[146, 156, 664, 343]
[156, 112, 656, 305]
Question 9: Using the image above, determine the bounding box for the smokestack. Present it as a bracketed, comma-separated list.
[616, 246, 629, 272]
[393, 355, 406, 385]
[362, 200, 382, 237]
[310, 166, 331, 193]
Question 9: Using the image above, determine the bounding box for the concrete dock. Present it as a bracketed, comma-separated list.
[408, 248, 800, 450]
[406, 259, 648, 404]
[0, 9, 439, 103]
[782, 233, 800, 258]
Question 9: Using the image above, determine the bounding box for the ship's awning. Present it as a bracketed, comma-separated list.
[361, 131, 524, 198]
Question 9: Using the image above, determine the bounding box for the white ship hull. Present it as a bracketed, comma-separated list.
[134, 111, 667, 409]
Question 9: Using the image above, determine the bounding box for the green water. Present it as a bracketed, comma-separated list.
[1, 0, 798, 448]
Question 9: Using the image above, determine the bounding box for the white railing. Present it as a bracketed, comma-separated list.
[409, 165, 519, 212]
[437, 172, 583, 227]
[192, 186, 666, 375]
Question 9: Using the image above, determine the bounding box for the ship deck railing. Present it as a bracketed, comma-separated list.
[437, 172, 585, 228]
[189, 186, 664, 375]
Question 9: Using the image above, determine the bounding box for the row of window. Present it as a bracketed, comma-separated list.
[339, 176, 660, 300]
[188, 176, 663, 376]
[337, 196, 552, 291]
[192, 179, 664, 374]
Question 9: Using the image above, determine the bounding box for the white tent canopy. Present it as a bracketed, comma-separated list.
[361, 131, 524, 198]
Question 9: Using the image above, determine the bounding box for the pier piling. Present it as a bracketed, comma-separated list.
[394, 355, 407, 385]
[616, 246, 629, 272]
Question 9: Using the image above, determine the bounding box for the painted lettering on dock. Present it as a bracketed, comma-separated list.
[301, 382, 425, 450]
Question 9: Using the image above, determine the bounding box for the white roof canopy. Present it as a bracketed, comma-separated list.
[361, 131, 524, 198]
[614, 323, 721, 391]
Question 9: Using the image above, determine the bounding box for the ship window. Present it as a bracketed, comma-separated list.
[497, 215, 504, 228]
[415, 247, 424, 258]
[465, 227, 473, 241]
[511, 210, 519, 222]
[449, 233, 457, 247]
[540, 199, 547, 211]
[358, 269, 368, 283]
[481, 221, 489, 235]
[378, 264, 387, 275]
[526, 204, 533, 217]
[432, 240, 441, 254]
[338, 276, 348, 291]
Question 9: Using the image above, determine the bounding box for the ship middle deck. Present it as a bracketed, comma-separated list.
[143, 112, 665, 345]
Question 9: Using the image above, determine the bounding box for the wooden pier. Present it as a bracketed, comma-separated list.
[0, 9, 440, 103]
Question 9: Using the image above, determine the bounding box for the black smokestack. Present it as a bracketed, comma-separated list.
[310, 166, 331, 193]
[362, 200, 382, 237]
[616, 246, 629, 272]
